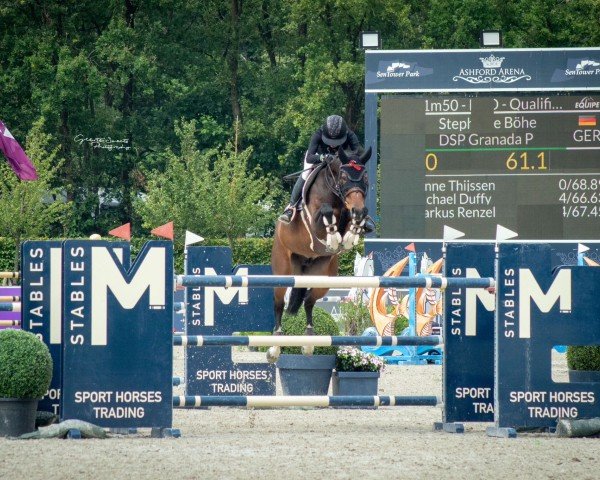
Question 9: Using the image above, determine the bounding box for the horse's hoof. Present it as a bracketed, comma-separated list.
[302, 345, 315, 356]
[266, 346, 281, 363]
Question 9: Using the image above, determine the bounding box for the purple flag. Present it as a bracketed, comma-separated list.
[0, 120, 38, 181]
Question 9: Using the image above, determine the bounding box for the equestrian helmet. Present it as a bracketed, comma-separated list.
[321, 115, 348, 147]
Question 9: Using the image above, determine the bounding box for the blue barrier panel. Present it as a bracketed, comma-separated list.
[443, 242, 495, 423]
[61, 241, 173, 429]
[495, 243, 600, 430]
[21, 241, 62, 415]
[184, 247, 275, 396]
[21, 241, 130, 415]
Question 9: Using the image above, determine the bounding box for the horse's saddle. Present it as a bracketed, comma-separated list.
[301, 162, 327, 205]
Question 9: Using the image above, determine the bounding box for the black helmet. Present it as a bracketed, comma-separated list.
[321, 115, 348, 147]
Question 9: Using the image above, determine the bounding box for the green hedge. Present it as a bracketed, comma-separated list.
[567, 345, 600, 371]
[281, 307, 340, 355]
[2, 237, 363, 276]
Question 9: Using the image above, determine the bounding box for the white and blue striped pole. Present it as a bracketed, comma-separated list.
[0, 302, 21, 312]
[173, 395, 439, 408]
[173, 334, 442, 347]
[176, 274, 494, 289]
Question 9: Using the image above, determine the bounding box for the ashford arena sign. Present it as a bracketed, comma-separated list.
[366, 48, 600, 92]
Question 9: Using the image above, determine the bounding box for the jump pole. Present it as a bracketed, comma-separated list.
[0, 302, 21, 312]
[0, 272, 20, 279]
[176, 274, 495, 289]
[173, 334, 442, 347]
[0, 320, 21, 327]
[0, 296, 20, 302]
[174, 395, 439, 408]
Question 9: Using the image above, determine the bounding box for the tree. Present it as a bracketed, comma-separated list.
[0, 119, 72, 269]
[135, 120, 281, 250]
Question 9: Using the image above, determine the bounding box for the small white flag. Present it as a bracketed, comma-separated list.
[496, 224, 518, 241]
[443, 225, 465, 241]
[185, 230, 205, 247]
[578, 243, 590, 254]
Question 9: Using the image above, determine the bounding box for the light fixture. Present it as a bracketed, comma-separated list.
[359, 31, 381, 50]
[480, 30, 502, 48]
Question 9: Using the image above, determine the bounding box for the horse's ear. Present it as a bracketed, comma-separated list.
[359, 146, 372, 164]
[337, 147, 348, 163]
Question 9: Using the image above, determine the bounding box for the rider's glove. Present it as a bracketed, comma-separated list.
[320, 154, 334, 164]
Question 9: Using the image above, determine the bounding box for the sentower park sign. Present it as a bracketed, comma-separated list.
[363, 48, 600, 239]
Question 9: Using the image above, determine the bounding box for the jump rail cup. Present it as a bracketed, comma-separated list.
[173, 335, 442, 347]
[176, 274, 495, 290]
[173, 395, 440, 408]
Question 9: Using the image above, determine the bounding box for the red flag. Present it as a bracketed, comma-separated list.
[0, 121, 38, 181]
[405, 242, 416, 252]
[109, 223, 131, 241]
[151, 221, 174, 240]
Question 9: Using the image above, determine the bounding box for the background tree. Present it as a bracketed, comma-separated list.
[1, 0, 598, 242]
[135, 120, 281, 249]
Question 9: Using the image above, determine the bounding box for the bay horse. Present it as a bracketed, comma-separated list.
[268, 147, 372, 361]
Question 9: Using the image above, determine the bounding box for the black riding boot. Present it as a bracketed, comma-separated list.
[278, 177, 305, 224]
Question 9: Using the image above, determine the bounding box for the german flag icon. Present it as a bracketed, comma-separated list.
[578, 115, 597, 127]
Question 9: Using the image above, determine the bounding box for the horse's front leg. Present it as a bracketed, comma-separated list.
[342, 206, 368, 250]
[320, 204, 342, 252]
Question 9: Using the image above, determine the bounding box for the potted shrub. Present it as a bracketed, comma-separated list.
[566, 345, 600, 383]
[276, 307, 340, 395]
[332, 346, 385, 402]
[0, 329, 53, 437]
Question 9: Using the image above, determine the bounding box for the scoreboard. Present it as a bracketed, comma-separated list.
[380, 93, 600, 239]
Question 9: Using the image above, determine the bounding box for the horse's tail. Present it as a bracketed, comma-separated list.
[286, 288, 308, 315]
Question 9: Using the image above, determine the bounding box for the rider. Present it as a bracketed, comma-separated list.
[278, 115, 375, 233]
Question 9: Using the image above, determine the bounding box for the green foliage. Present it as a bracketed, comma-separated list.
[281, 307, 340, 355]
[0, 330, 53, 399]
[339, 298, 372, 335]
[395, 315, 409, 334]
[567, 346, 600, 372]
[134, 120, 281, 248]
[1, 1, 598, 239]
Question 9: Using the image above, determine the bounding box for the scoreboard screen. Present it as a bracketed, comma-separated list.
[380, 93, 600, 239]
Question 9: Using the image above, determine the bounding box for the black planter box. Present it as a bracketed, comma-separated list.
[276, 354, 336, 395]
[0, 398, 38, 437]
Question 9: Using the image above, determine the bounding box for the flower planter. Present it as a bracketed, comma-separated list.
[332, 371, 380, 396]
[276, 354, 336, 395]
[568, 370, 600, 383]
[332, 371, 380, 409]
[0, 398, 39, 437]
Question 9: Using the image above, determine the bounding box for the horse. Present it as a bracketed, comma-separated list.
[268, 147, 372, 361]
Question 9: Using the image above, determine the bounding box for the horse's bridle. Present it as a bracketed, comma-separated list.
[323, 158, 368, 202]
[339, 160, 368, 197]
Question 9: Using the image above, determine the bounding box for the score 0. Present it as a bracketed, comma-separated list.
[506, 151, 548, 171]
[425, 153, 438, 171]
